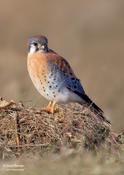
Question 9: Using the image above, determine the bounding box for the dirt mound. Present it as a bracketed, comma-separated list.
[0, 98, 123, 159]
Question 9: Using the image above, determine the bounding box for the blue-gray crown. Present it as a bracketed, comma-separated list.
[28, 35, 48, 45]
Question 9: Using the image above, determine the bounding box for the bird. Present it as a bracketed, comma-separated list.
[27, 35, 110, 123]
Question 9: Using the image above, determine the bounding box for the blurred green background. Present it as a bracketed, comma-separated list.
[0, 0, 124, 131]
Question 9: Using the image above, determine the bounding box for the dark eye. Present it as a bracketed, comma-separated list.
[32, 42, 38, 46]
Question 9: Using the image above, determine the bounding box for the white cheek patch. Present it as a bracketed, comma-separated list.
[29, 45, 36, 55]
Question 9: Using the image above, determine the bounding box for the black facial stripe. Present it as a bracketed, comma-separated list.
[36, 47, 39, 51]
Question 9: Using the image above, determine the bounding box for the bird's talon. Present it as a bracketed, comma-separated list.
[41, 107, 54, 114]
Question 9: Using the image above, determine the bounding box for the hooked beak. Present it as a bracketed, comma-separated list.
[38, 44, 45, 50]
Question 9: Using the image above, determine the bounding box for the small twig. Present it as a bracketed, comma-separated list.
[15, 112, 21, 147]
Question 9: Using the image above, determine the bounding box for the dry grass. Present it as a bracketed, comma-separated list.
[0, 98, 124, 174]
[0, 98, 123, 158]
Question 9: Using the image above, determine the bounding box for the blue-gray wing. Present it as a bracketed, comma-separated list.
[64, 76, 85, 97]
[48, 58, 85, 98]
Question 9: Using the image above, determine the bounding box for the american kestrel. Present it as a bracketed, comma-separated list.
[27, 35, 110, 123]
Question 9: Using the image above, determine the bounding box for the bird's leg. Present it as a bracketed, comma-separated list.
[42, 101, 56, 113]
[45, 101, 56, 114]
[48, 101, 56, 114]
[42, 101, 52, 112]
[46, 101, 52, 111]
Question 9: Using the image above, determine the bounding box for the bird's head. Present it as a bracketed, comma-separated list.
[28, 35, 48, 54]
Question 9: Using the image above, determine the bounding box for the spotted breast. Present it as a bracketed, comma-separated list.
[27, 50, 84, 103]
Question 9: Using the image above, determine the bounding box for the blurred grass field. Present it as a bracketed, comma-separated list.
[1, 150, 124, 175]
